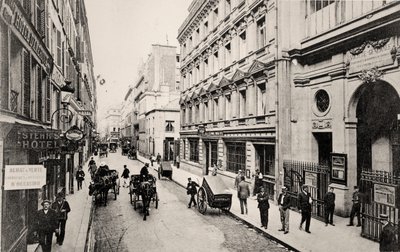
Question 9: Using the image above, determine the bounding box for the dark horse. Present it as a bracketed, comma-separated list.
[140, 176, 156, 221]
[89, 175, 112, 206]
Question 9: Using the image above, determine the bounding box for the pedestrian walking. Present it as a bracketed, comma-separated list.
[257, 187, 270, 229]
[298, 184, 312, 233]
[253, 169, 263, 196]
[379, 214, 398, 252]
[234, 170, 242, 189]
[51, 193, 71, 246]
[150, 155, 155, 166]
[324, 186, 335, 226]
[33, 199, 59, 252]
[278, 186, 291, 234]
[121, 165, 130, 187]
[347, 186, 362, 227]
[237, 176, 250, 214]
[76, 166, 85, 190]
[186, 177, 199, 208]
[156, 153, 162, 164]
[88, 163, 97, 179]
[88, 157, 96, 166]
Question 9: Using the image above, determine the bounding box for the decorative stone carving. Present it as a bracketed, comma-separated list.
[349, 38, 391, 56]
[358, 67, 383, 83]
[312, 119, 332, 129]
[237, 20, 248, 34]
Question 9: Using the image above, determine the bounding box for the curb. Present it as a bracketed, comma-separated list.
[84, 199, 95, 252]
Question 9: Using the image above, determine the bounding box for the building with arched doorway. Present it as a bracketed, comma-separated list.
[285, 0, 400, 241]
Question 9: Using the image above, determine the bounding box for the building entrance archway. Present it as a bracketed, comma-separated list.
[356, 80, 400, 183]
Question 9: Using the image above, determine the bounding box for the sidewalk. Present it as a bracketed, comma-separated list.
[28, 156, 96, 252]
[137, 155, 378, 252]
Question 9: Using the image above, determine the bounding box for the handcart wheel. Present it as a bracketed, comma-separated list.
[133, 193, 137, 210]
[155, 192, 159, 209]
[197, 187, 207, 214]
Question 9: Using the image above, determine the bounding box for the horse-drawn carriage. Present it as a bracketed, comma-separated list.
[158, 161, 173, 180]
[98, 143, 108, 158]
[89, 168, 119, 206]
[197, 176, 232, 214]
[109, 142, 117, 153]
[129, 174, 158, 220]
[127, 148, 137, 160]
[121, 145, 130, 156]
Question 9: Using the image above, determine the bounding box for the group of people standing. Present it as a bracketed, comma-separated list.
[32, 194, 71, 252]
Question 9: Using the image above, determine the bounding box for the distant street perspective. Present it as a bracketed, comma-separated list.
[0, 0, 399, 252]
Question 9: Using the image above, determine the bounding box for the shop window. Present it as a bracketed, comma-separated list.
[189, 139, 199, 162]
[256, 144, 275, 176]
[211, 142, 218, 167]
[226, 142, 246, 173]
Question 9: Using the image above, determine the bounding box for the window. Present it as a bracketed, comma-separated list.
[204, 101, 209, 122]
[310, 0, 334, 13]
[225, 94, 231, 120]
[213, 51, 219, 73]
[225, 43, 231, 66]
[204, 58, 209, 77]
[36, 0, 45, 37]
[183, 43, 186, 57]
[255, 145, 275, 176]
[214, 98, 219, 121]
[257, 83, 266, 116]
[315, 89, 330, 113]
[189, 36, 193, 51]
[195, 28, 200, 44]
[166, 121, 174, 132]
[211, 142, 218, 168]
[203, 21, 209, 37]
[213, 8, 219, 28]
[22, 0, 31, 16]
[37, 67, 43, 121]
[189, 139, 199, 162]
[183, 140, 186, 159]
[225, 0, 231, 16]
[56, 30, 62, 67]
[188, 106, 193, 124]
[239, 89, 246, 118]
[257, 18, 266, 49]
[239, 31, 247, 59]
[22, 50, 30, 117]
[195, 104, 200, 123]
[226, 142, 246, 173]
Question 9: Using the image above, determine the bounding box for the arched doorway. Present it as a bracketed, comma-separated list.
[356, 80, 400, 183]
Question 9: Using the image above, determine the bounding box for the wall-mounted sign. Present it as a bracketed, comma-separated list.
[331, 153, 347, 185]
[4, 165, 46, 190]
[65, 126, 84, 141]
[305, 171, 317, 187]
[374, 183, 397, 207]
[17, 130, 61, 149]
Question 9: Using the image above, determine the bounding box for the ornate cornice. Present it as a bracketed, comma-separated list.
[349, 38, 391, 56]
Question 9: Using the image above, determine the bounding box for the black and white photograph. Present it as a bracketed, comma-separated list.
[0, 0, 399, 251]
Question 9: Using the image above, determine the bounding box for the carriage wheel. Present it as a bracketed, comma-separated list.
[223, 202, 232, 212]
[154, 192, 159, 209]
[197, 187, 207, 214]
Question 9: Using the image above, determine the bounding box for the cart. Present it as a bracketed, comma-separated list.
[158, 161, 173, 180]
[121, 145, 130, 156]
[197, 176, 232, 214]
[98, 143, 108, 158]
[129, 174, 158, 221]
[109, 143, 117, 153]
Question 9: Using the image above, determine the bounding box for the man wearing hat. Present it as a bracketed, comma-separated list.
[140, 163, 150, 182]
[97, 161, 110, 177]
[234, 170, 242, 189]
[186, 177, 199, 208]
[33, 200, 59, 252]
[379, 214, 398, 252]
[347, 186, 361, 227]
[298, 184, 313, 233]
[278, 186, 291, 234]
[51, 193, 71, 246]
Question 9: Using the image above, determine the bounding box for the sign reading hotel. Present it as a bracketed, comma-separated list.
[374, 183, 396, 207]
[346, 37, 395, 74]
[17, 130, 61, 149]
[4, 165, 46, 190]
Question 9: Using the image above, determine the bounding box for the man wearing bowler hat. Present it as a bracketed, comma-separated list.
[33, 199, 59, 252]
[278, 186, 291, 234]
[347, 186, 362, 227]
[379, 213, 398, 252]
[51, 193, 71, 246]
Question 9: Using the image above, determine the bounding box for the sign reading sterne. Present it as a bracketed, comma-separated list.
[4, 165, 46, 190]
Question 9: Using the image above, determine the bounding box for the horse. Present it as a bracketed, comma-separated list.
[140, 175, 156, 221]
[89, 175, 112, 206]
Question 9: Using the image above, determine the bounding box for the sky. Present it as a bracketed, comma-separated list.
[85, 0, 189, 119]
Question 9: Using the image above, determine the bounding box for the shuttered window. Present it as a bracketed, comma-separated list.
[46, 79, 51, 122]
[37, 67, 43, 121]
[36, 0, 45, 38]
[22, 50, 31, 117]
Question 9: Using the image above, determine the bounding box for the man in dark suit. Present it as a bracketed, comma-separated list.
[324, 186, 336, 226]
[347, 186, 361, 227]
[140, 163, 150, 182]
[257, 187, 270, 229]
[33, 200, 59, 252]
[278, 186, 291, 234]
[238, 176, 250, 214]
[298, 184, 312, 233]
[186, 177, 199, 208]
[379, 214, 398, 252]
[51, 194, 71, 246]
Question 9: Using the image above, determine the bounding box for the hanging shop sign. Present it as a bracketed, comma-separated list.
[65, 126, 84, 141]
[4, 165, 46, 190]
[17, 130, 61, 149]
